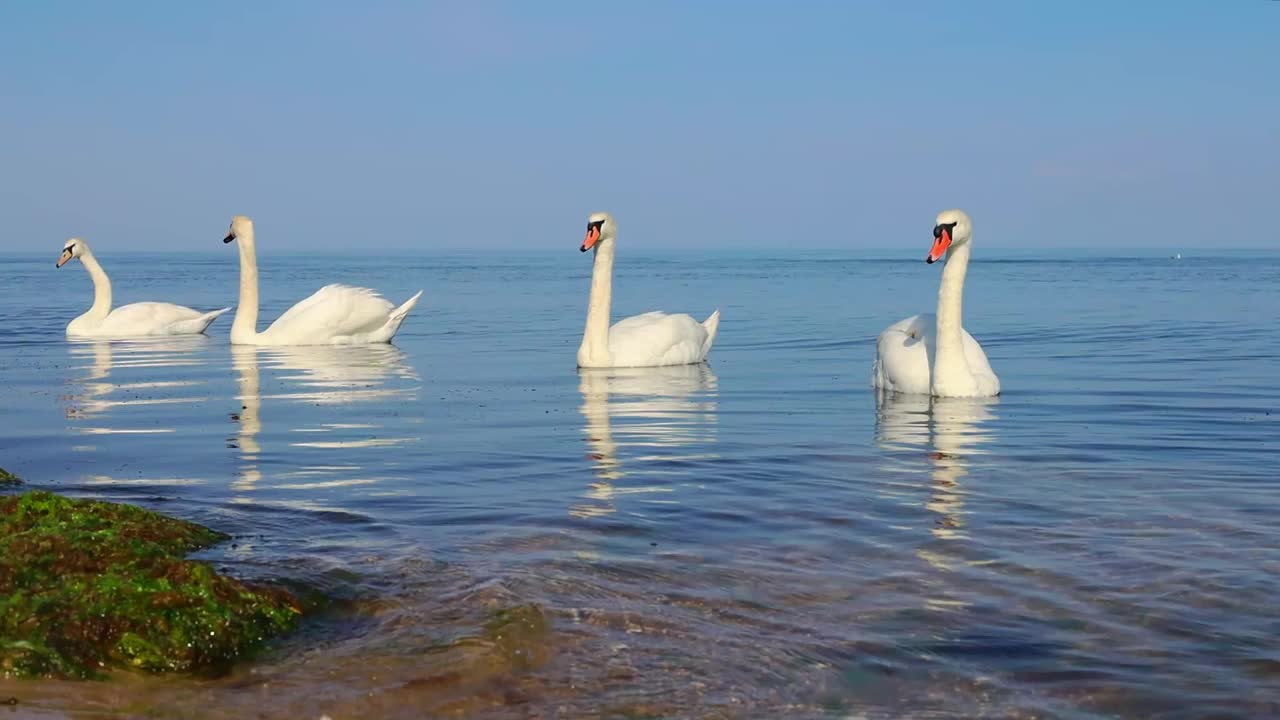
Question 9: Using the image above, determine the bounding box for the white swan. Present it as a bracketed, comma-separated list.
[222, 215, 422, 346]
[577, 212, 720, 368]
[872, 209, 1000, 398]
[56, 238, 229, 338]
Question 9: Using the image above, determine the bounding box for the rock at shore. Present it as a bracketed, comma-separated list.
[0, 490, 301, 679]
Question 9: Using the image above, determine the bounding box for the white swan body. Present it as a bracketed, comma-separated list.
[223, 216, 422, 346]
[872, 210, 1000, 398]
[873, 313, 998, 396]
[57, 238, 229, 338]
[576, 212, 720, 368]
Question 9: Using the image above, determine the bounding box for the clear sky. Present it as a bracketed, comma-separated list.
[1, 1, 1276, 251]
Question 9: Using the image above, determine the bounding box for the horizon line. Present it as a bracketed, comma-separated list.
[0, 246, 1272, 257]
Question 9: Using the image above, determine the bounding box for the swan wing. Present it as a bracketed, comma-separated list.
[873, 313, 1000, 396]
[872, 314, 933, 395]
[92, 302, 224, 337]
[263, 284, 395, 344]
[608, 311, 712, 367]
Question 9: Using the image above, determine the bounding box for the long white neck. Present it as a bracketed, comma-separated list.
[579, 241, 615, 366]
[230, 230, 260, 343]
[932, 240, 973, 393]
[78, 248, 113, 318]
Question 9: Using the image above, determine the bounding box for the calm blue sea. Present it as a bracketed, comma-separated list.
[0, 247, 1277, 718]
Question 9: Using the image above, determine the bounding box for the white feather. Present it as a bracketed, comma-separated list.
[872, 313, 999, 396]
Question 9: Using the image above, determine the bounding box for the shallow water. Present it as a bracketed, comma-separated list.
[1, 248, 1278, 718]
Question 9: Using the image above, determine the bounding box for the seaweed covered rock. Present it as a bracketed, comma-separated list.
[0, 467, 20, 487]
[0, 491, 300, 678]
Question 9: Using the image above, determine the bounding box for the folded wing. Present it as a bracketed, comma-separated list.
[263, 284, 396, 344]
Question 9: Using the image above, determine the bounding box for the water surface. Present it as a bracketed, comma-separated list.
[1, 248, 1277, 718]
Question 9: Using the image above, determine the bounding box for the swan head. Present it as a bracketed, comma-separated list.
[56, 237, 87, 268]
[927, 209, 973, 264]
[580, 212, 616, 253]
[223, 215, 254, 244]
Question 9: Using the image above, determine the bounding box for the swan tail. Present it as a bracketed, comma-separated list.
[390, 291, 423, 323]
[376, 290, 423, 341]
[201, 307, 232, 329]
[168, 307, 231, 335]
[700, 309, 721, 358]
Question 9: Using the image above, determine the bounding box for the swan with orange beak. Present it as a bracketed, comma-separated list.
[872, 209, 1000, 398]
[576, 212, 720, 368]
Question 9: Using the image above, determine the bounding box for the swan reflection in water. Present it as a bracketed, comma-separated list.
[875, 390, 998, 545]
[64, 336, 211, 431]
[229, 345, 419, 492]
[575, 364, 719, 519]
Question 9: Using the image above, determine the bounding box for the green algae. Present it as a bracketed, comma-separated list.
[0, 468, 20, 487]
[0, 491, 301, 679]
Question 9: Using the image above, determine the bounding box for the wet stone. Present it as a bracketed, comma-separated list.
[482, 604, 550, 672]
[0, 491, 301, 679]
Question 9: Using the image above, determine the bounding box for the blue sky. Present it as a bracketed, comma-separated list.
[1, 1, 1275, 251]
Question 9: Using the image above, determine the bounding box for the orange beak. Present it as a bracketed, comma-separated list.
[56, 249, 73, 268]
[581, 225, 601, 252]
[927, 226, 952, 264]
